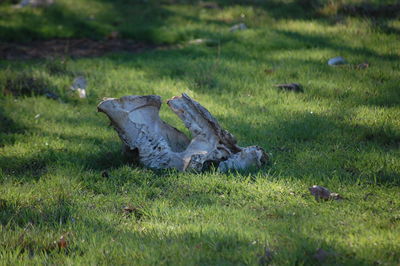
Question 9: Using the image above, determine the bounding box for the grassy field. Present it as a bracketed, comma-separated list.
[1, 0, 400, 264]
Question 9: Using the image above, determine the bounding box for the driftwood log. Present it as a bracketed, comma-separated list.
[98, 93, 268, 172]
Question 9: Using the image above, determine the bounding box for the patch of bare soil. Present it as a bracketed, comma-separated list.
[0, 38, 157, 59]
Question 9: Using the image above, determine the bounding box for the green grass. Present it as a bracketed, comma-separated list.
[1, 0, 400, 264]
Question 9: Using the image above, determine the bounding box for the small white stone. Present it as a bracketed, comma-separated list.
[230, 23, 248, 32]
[77, 88, 87, 99]
[328, 56, 346, 66]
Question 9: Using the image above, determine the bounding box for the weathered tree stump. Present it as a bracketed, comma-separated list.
[98, 93, 268, 172]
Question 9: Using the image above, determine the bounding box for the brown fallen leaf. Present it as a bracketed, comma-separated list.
[123, 205, 144, 220]
[274, 83, 303, 92]
[264, 69, 275, 75]
[57, 235, 67, 249]
[357, 62, 369, 69]
[309, 185, 343, 201]
[123, 206, 136, 213]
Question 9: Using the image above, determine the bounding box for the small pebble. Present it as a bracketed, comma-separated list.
[230, 23, 248, 32]
[328, 56, 347, 66]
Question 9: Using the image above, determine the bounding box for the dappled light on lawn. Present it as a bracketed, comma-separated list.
[0, 0, 399, 264]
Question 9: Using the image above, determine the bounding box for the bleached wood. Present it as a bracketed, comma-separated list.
[98, 94, 267, 172]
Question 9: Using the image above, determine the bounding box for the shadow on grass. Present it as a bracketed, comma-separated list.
[340, 1, 400, 19]
[276, 30, 400, 62]
[0, 0, 179, 43]
[74, 219, 365, 265]
[0, 191, 373, 265]
[0, 144, 131, 182]
[2, 0, 397, 43]
[0, 106, 28, 147]
[0, 196, 73, 228]
[0, 3, 102, 42]
[0, 180, 371, 265]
